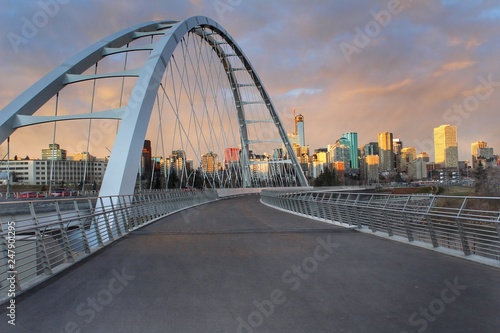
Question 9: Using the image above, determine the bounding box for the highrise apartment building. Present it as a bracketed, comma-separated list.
[378, 132, 394, 172]
[471, 141, 488, 168]
[400, 147, 416, 179]
[294, 114, 305, 147]
[343, 132, 359, 169]
[202, 152, 218, 175]
[365, 155, 380, 182]
[434, 125, 458, 169]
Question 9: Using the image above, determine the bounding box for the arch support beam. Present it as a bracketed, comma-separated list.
[0, 16, 308, 196]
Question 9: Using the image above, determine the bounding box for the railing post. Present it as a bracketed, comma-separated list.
[99, 197, 115, 243]
[108, 198, 123, 238]
[402, 196, 414, 242]
[334, 194, 341, 223]
[318, 193, 327, 221]
[57, 200, 75, 263]
[496, 214, 500, 244]
[495, 214, 500, 260]
[308, 193, 319, 219]
[60, 222, 75, 263]
[29, 202, 53, 275]
[297, 193, 305, 215]
[349, 194, 357, 228]
[292, 193, 300, 214]
[368, 195, 376, 232]
[74, 200, 91, 254]
[362, 194, 374, 230]
[136, 194, 146, 226]
[285, 193, 293, 212]
[153, 193, 160, 218]
[424, 196, 439, 248]
[120, 196, 134, 231]
[455, 198, 471, 256]
[92, 210, 104, 248]
[383, 195, 393, 237]
[114, 196, 129, 232]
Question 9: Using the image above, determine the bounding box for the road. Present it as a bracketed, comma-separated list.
[1, 195, 499, 332]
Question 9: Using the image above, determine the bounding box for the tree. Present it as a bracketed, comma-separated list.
[394, 173, 404, 183]
[473, 161, 487, 194]
[313, 167, 339, 187]
[154, 176, 161, 189]
[167, 168, 180, 189]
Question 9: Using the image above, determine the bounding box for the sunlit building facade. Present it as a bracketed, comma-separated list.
[434, 125, 458, 169]
[378, 132, 394, 172]
[471, 141, 488, 168]
[294, 114, 305, 147]
[365, 155, 380, 182]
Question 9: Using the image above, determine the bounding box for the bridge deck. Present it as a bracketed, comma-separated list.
[2, 195, 499, 333]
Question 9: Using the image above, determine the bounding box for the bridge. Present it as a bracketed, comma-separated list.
[0, 16, 499, 332]
[0, 193, 499, 332]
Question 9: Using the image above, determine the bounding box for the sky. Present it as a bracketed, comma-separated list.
[1, 0, 499, 163]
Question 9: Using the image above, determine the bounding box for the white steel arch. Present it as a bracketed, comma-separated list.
[0, 16, 307, 196]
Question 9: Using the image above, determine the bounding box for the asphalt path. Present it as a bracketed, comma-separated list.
[1, 195, 499, 333]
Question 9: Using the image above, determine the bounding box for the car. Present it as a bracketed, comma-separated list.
[15, 191, 45, 199]
[50, 188, 76, 197]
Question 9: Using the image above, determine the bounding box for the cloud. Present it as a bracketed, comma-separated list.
[341, 78, 413, 99]
[284, 88, 323, 97]
[432, 60, 477, 77]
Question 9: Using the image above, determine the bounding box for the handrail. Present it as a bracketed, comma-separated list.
[0, 190, 218, 303]
[260, 190, 500, 263]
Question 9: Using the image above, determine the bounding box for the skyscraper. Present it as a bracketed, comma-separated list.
[294, 114, 305, 147]
[224, 148, 240, 167]
[141, 140, 152, 178]
[416, 152, 430, 180]
[378, 132, 394, 172]
[202, 152, 218, 175]
[363, 142, 379, 156]
[365, 155, 380, 182]
[329, 137, 351, 170]
[169, 150, 187, 176]
[400, 147, 416, 179]
[343, 132, 359, 169]
[434, 125, 458, 169]
[393, 139, 403, 155]
[471, 141, 488, 168]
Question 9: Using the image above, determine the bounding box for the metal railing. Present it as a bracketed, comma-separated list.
[261, 190, 500, 262]
[0, 190, 218, 303]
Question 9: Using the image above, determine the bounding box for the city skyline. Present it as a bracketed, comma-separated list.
[3, 120, 496, 167]
[1, 1, 500, 163]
